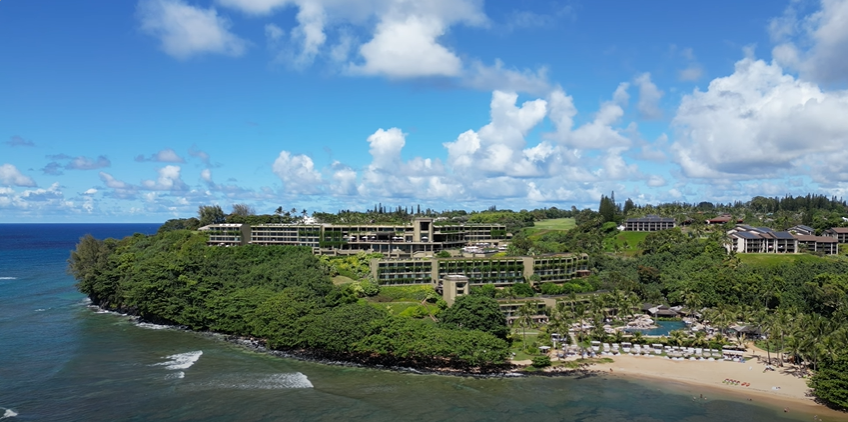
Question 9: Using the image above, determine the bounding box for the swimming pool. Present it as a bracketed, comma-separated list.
[626, 320, 687, 336]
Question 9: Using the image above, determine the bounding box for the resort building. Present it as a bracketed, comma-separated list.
[199, 223, 251, 247]
[370, 253, 589, 287]
[623, 215, 676, 232]
[725, 225, 798, 254]
[202, 218, 508, 257]
[824, 227, 848, 243]
[725, 224, 839, 255]
[794, 235, 838, 255]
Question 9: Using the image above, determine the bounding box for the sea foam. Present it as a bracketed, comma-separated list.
[154, 351, 203, 371]
[0, 277, 17, 280]
[136, 322, 171, 330]
[1, 408, 18, 418]
[198, 373, 313, 390]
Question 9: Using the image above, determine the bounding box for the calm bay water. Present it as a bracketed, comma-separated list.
[0, 224, 832, 421]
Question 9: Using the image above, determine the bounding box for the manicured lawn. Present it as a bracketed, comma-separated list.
[737, 253, 830, 266]
[332, 275, 357, 285]
[526, 218, 576, 238]
[534, 218, 576, 231]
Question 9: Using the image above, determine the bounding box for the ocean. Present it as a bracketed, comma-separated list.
[0, 224, 833, 421]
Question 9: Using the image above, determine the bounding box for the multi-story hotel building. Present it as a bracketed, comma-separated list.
[369, 253, 590, 287]
[201, 218, 508, 257]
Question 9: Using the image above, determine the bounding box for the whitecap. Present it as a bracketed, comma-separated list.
[165, 371, 185, 380]
[34, 309, 45, 312]
[0, 277, 17, 280]
[1, 408, 18, 418]
[205, 373, 313, 390]
[153, 351, 203, 371]
[136, 322, 170, 330]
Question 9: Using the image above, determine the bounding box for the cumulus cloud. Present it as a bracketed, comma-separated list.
[272, 151, 324, 194]
[671, 56, 848, 180]
[771, 0, 848, 84]
[142, 165, 189, 191]
[634, 73, 663, 120]
[135, 148, 186, 163]
[138, 0, 248, 60]
[444, 91, 548, 178]
[352, 15, 462, 77]
[545, 85, 632, 150]
[0, 164, 36, 187]
[4, 136, 35, 147]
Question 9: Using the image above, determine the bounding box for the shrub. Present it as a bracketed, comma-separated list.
[531, 356, 551, 368]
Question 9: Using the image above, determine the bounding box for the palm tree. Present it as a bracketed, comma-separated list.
[631, 331, 644, 345]
[517, 302, 536, 349]
[669, 330, 686, 347]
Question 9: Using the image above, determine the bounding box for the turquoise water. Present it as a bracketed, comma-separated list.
[0, 224, 837, 421]
[626, 320, 688, 336]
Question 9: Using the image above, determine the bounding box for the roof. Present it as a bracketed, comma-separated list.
[626, 215, 675, 223]
[827, 227, 848, 233]
[735, 232, 762, 240]
[773, 231, 796, 240]
[793, 225, 815, 233]
[795, 235, 837, 243]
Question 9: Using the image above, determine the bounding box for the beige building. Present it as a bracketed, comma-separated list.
[202, 217, 508, 257]
[370, 253, 589, 287]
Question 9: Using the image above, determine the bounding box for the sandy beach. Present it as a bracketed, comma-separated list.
[530, 344, 847, 419]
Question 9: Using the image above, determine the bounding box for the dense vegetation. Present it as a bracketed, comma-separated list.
[69, 230, 509, 370]
[78, 193, 848, 407]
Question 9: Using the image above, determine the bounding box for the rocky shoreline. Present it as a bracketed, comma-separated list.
[88, 301, 563, 379]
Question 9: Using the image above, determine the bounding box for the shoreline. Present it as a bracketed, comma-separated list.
[90, 304, 847, 418]
[583, 353, 846, 419]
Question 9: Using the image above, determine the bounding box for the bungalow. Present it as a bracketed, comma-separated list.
[824, 227, 848, 243]
[706, 214, 743, 225]
[794, 235, 838, 255]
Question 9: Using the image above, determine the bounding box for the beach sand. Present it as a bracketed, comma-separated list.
[551, 348, 846, 419]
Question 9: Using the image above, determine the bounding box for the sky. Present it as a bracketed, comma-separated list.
[2, 0, 848, 222]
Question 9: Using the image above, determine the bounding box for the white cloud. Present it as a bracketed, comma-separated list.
[444, 91, 547, 178]
[771, 0, 848, 84]
[201, 168, 213, 183]
[83, 188, 98, 195]
[671, 56, 848, 180]
[141, 165, 188, 191]
[138, 0, 248, 60]
[0, 164, 36, 187]
[634, 73, 663, 119]
[135, 148, 186, 163]
[647, 175, 667, 187]
[272, 151, 324, 194]
[546, 86, 632, 150]
[352, 15, 462, 78]
[464, 59, 550, 95]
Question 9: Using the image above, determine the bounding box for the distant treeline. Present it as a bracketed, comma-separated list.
[69, 230, 509, 370]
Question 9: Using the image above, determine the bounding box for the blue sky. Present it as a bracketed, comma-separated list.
[2, 0, 848, 222]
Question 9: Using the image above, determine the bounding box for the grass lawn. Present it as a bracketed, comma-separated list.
[331, 275, 357, 285]
[737, 253, 830, 266]
[526, 218, 576, 239]
[607, 231, 648, 254]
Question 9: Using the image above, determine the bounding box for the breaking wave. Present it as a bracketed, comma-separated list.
[195, 373, 313, 390]
[136, 322, 171, 330]
[0, 277, 17, 280]
[153, 351, 203, 371]
[1, 408, 18, 419]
